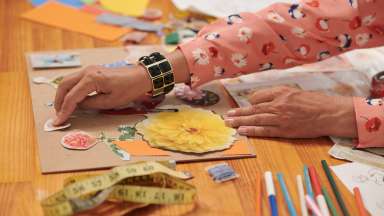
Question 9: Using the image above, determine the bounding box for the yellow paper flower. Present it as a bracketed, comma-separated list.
[136, 105, 237, 153]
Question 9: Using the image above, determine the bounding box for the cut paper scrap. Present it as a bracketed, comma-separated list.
[61, 131, 97, 150]
[136, 105, 237, 153]
[222, 140, 250, 155]
[21, 2, 129, 41]
[113, 140, 169, 156]
[31, 0, 84, 8]
[99, 0, 150, 17]
[44, 118, 71, 132]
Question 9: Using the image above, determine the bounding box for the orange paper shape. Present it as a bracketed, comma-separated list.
[222, 140, 250, 155]
[113, 140, 169, 156]
[21, 2, 128, 41]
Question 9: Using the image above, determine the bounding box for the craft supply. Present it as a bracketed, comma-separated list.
[96, 13, 164, 33]
[322, 187, 339, 216]
[141, 8, 163, 21]
[61, 131, 97, 150]
[321, 160, 350, 216]
[256, 172, 262, 216]
[121, 31, 148, 44]
[265, 171, 278, 216]
[136, 105, 237, 153]
[99, 132, 130, 161]
[277, 173, 297, 216]
[31, 0, 84, 8]
[29, 53, 81, 69]
[165, 32, 180, 45]
[44, 118, 71, 132]
[206, 163, 239, 183]
[101, 60, 133, 68]
[99, 0, 149, 17]
[331, 162, 384, 216]
[353, 187, 368, 216]
[174, 85, 220, 106]
[370, 71, 384, 98]
[296, 175, 308, 216]
[22, 2, 128, 41]
[309, 166, 330, 216]
[305, 195, 323, 216]
[41, 161, 196, 216]
[304, 165, 315, 200]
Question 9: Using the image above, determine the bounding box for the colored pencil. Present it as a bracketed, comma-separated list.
[321, 160, 350, 216]
[296, 175, 309, 216]
[304, 165, 315, 200]
[256, 172, 262, 216]
[305, 195, 323, 216]
[322, 187, 339, 216]
[264, 171, 278, 216]
[309, 166, 330, 216]
[353, 187, 368, 216]
[277, 173, 297, 216]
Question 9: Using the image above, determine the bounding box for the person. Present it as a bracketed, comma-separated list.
[53, 0, 384, 148]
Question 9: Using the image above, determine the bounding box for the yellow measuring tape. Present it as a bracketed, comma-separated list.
[41, 161, 197, 216]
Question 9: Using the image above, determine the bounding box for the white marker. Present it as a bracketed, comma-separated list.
[296, 175, 308, 216]
[264, 171, 278, 216]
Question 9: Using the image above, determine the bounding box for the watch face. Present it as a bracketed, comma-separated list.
[159, 61, 172, 73]
[153, 77, 164, 89]
[151, 52, 165, 61]
[148, 65, 161, 77]
[164, 73, 174, 85]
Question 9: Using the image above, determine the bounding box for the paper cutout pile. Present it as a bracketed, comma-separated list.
[136, 105, 237, 153]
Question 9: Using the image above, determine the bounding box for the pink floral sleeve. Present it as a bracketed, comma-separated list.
[178, 0, 384, 147]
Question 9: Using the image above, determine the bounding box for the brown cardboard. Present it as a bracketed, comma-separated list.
[26, 46, 255, 173]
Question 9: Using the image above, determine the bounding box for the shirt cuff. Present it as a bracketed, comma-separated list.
[353, 97, 384, 148]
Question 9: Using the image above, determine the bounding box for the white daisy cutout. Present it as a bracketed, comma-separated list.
[267, 11, 285, 23]
[362, 14, 376, 26]
[292, 27, 306, 38]
[192, 48, 209, 65]
[238, 27, 253, 43]
[356, 33, 371, 46]
[231, 53, 247, 68]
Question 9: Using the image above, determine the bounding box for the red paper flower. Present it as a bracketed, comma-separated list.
[364, 117, 381, 132]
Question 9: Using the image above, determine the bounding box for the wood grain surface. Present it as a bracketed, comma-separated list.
[0, 0, 359, 215]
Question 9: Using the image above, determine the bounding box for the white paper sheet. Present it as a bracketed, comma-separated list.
[171, 0, 292, 18]
[331, 162, 384, 216]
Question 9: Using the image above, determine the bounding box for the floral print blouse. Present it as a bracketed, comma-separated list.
[178, 0, 384, 148]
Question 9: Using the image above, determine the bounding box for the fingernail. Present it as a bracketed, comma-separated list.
[224, 118, 234, 127]
[227, 110, 236, 116]
[238, 127, 248, 135]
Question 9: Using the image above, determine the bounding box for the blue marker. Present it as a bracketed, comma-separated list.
[277, 173, 297, 216]
[264, 171, 278, 216]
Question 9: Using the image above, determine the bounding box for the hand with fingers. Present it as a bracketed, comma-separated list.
[53, 65, 152, 126]
[225, 86, 358, 139]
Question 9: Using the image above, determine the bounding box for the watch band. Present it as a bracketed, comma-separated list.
[138, 52, 175, 97]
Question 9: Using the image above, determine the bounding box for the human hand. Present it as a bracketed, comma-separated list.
[53, 65, 152, 126]
[225, 86, 357, 138]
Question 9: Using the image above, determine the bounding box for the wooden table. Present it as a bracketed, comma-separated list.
[0, 0, 358, 215]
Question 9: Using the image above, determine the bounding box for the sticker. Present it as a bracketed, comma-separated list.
[41, 161, 196, 216]
[175, 85, 220, 106]
[99, 132, 131, 160]
[136, 105, 237, 153]
[206, 162, 239, 183]
[44, 118, 71, 132]
[30, 53, 81, 69]
[61, 131, 97, 150]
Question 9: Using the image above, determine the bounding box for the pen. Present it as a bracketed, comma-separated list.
[265, 171, 278, 216]
[309, 166, 330, 216]
[321, 160, 350, 216]
[277, 173, 297, 216]
[297, 175, 308, 216]
[305, 195, 323, 216]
